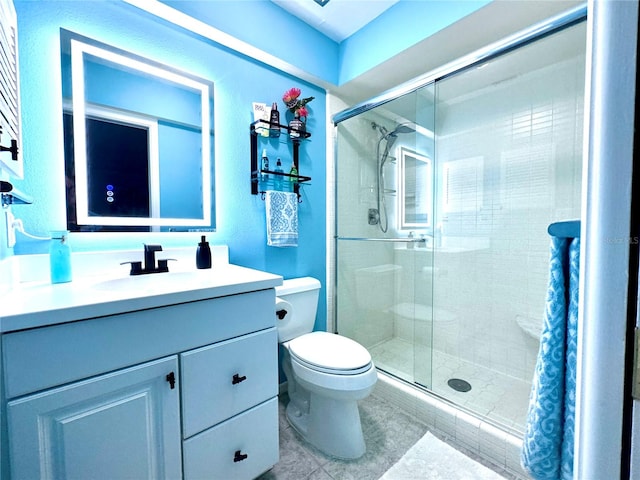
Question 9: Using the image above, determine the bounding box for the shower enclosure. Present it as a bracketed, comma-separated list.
[334, 13, 586, 436]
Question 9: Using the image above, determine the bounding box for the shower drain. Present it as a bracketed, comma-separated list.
[447, 378, 472, 393]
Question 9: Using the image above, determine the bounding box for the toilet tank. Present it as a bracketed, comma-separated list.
[275, 277, 321, 342]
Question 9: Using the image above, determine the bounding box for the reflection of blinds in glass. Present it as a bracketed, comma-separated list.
[414, 165, 428, 221]
[405, 159, 429, 223]
[0, 0, 20, 171]
[443, 156, 483, 213]
[500, 144, 554, 209]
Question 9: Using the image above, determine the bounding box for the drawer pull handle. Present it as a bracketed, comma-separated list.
[234, 450, 248, 463]
[166, 372, 176, 389]
[232, 373, 247, 385]
[276, 309, 288, 320]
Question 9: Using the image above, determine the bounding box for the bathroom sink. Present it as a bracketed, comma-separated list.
[92, 271, 208, 293]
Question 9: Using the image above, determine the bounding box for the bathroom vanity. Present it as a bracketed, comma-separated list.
[0, 256, 282, 479]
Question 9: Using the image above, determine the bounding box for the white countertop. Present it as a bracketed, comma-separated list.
[0, 248, 282, 333]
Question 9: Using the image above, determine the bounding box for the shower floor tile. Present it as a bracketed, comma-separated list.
[370, 337, 530, 434]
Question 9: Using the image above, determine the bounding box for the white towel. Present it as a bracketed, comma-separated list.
[265, 190, 298, 247]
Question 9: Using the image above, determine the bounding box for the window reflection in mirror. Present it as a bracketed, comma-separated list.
[60, 30, 215, 232]
[398, 147, 432, 230]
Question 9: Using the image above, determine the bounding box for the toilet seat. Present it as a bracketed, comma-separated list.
[287, 331, 372, 375]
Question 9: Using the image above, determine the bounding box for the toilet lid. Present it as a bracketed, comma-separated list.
[288, 331, 372, 372]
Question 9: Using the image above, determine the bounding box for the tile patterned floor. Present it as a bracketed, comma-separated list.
[258, 392, 514, 480]
[369, 338, 531, 435]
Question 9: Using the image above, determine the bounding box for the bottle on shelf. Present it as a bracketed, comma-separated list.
[289, 112, 304, 139]
[261, 149, 269, 182]
[274, 158, 284, 190]
[269, 102, 280, 138]
[289, 162, 298, 191]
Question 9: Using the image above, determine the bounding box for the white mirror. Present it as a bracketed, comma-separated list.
[61, 30, 215, 232]
[398, 147, 432, 229]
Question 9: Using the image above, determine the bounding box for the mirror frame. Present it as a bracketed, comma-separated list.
[63, 31, 213, 229]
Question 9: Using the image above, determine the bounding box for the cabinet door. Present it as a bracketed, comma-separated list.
[8, 356, 182, 480]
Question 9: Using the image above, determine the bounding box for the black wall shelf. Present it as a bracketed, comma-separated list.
[250, 119, 311, 198]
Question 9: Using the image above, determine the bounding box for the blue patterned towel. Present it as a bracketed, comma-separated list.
[522, 236, 580, 480]
[265, 190, 298, 247]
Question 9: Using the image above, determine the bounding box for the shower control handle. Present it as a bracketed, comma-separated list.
[234, 450, 248, 462]
[232, 373, 247, 385]
[368, 208, 379, 225]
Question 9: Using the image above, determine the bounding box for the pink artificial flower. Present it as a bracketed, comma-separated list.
[297, 106, 309, 118]
[283, 87, 301, 103]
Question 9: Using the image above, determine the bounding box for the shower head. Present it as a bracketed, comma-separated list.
[385, 133, 399, 151]
[372, 121, 414, 139]
[382, 123, 414, 152]
[390, 123, 415, 135]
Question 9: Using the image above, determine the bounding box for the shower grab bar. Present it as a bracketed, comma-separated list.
[337, 236, 427, 243]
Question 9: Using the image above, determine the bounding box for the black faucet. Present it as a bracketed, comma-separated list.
[122, 244, 172, 275]
[144, 244, 163, 272]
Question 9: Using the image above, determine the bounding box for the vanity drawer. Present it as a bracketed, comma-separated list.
[183, 397, 279, 480]
[180, 327, 278, 438]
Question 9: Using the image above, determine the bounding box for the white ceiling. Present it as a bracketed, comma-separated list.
[271, 0, 400, 42]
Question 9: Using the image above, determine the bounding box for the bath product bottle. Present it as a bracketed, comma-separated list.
[49, 231, 72, 284]
[269, 102, 280, 137]
[289, 162, 298, 191]
[407, 231, 415, 249]
[261, 149, 269, 182]
[196, 235, 212, 269]
[274, 158, 284, 190]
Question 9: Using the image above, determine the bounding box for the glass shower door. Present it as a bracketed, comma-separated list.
[334, 86, 436, 387]
[428, 22, 586, 432]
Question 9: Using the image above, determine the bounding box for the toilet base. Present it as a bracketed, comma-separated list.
[286, 394, 366, 460]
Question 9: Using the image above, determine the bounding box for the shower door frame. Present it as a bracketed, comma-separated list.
[333, 5, 587, 126]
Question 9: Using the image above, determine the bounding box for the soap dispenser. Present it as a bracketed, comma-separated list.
[196, 235, 212, 269]
[49, 230, 72, 283]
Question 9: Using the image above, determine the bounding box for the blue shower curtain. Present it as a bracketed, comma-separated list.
[522, 235, 580, 480]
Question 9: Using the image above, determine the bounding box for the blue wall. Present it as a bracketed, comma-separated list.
[162, 0, 491, 87]
[13, 0, 327, 329]
[162, 0, 340, 86]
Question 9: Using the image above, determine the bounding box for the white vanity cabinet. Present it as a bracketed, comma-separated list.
[1, 279, 280, 480]
[8, 356, 182, 479]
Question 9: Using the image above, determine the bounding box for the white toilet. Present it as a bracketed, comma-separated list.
[275, 277, 377, 459]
